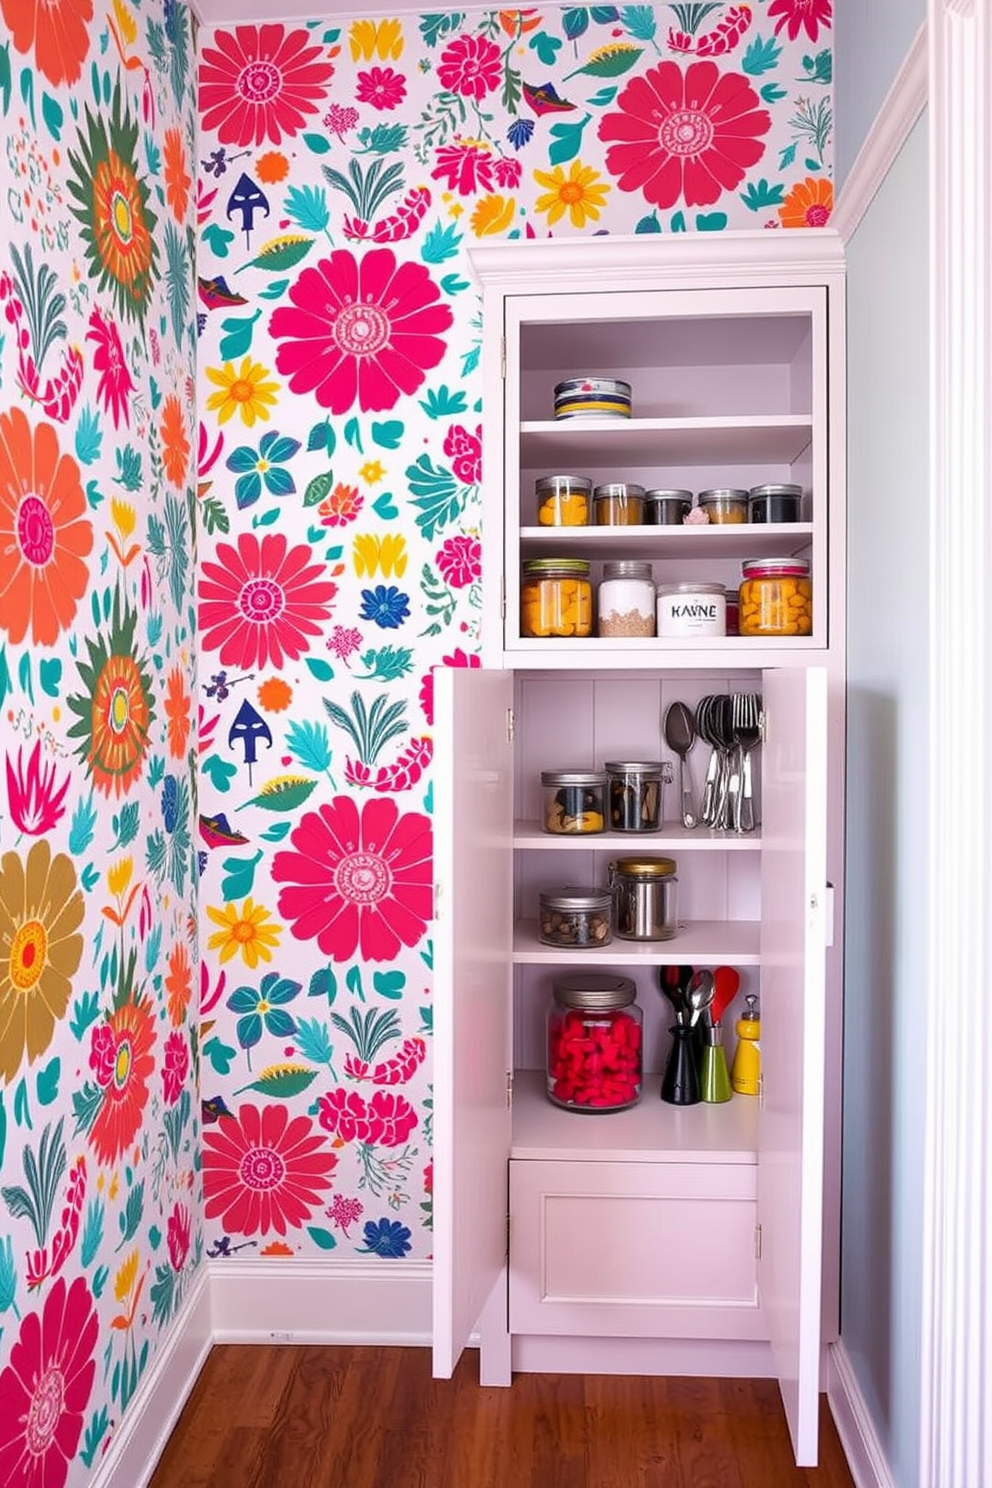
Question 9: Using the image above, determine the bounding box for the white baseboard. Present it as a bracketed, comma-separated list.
[827, 1340, 895, 1488]
[208, 1257, 433, 1344]
[88, 1270, 212, 1488]
[513, 1333, 777, 1378]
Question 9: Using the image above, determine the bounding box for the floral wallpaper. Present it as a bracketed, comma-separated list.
[0, 2, 200, 1486]
[195, 0, 833, 1269]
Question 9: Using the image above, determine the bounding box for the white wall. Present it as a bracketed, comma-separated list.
[842, 112, 928, 1488]
[834, 0, 925, 186]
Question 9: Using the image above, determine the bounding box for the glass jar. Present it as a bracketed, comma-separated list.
[656, 582, 726, 638]
[597, 560, 655, 638]
[520, 559, 593, 638]
[541, 770, 608, 834]
[547, 972, 642, 1111]
[535, 474, 591, 527]
[724, 586, 740, 636]
[697, 488, 748, 524]
[609, 856, 678, 941]
[748, 483, 803, 524]
[605, 760, 666, 832]
[739, 557, 812, 636]
[538, 887, 612, 948]
[593, 482, 645, 525]
[644, 488, 692, 525]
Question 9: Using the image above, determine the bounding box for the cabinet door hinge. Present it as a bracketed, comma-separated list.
[500, 573, 507, 622]
[433, 881, 441, 922]
[759, 707, 768, 744]
[505, 1208, 511, 1260]
[754, 1223, 763, 1261]
[758, 1071, 764, 1109]
[500, 335, 506, 380]
[506, 1069, 514, 1106]
[506, 709, 515, 744]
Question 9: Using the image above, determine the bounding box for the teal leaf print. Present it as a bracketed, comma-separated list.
[235, 473, 261, 509]
[80, 1411, 111, 1471]
[38, 657, 61, 696]
[70, 990, 101, 1041]
[220, 850, 264, 901]
[203, 1037, 237, 1075]
[0, 43, 10, 115]
[235, 1065, 318, 1100]
[200, 496, 230, 536]
[202, 753, 236, 791]
[19, 65, 35, 130]
[635, 212, 662, 233]
[150, 1262, 177, 1328]
[696, 212, 727, 231]
[303, 469, 336, 507]
[324, 692, 407, 765]
[562, 9, 590, 41]
[372, 491, 399, 519]
[354, 646, 414, 682]
[91, 1265, 108, 1298]
[670, 210, 687, 232]
[566, 44, 642, 80]
[118, 1181, 144, 1245]
[356, 123, 409, 156]
[419, 12, 465, 47]
[284, 183, 331, 234]
[307, 1226, 338, 1251]
[591, 5, 621, 19]
[81, 864, 99, 892]
[587, 85, 618, 106]
[114, 445, 142, 490]
[308, 967, 337, 1004]
[294, 1017, 336, 1069]
[113, 801, 140, 849]
[801, 50, 832, 85]
[373, 971, 406, 1001]
[344, 417, 363, 452]
[305, 657, 335, 682]
[285, 718, 334, 775]
[420, 220, 462, 263]
[0, 647, 9, 707]
[778, 142, 798, 171]
[14, 1077, 30, 1130]
[240, 237, 315, 274]
[742, 33, 782, 75]
[668, 2, 719, 31]
[307, 418, 336, 453]
[17, 653, 33, 706]
[531, 33, 562, 65]
[406, 453, 462, 541]
[740, 178, 785, 211]
[41, 91, 63, 140]
[371, 420, 404, 450]
[69, 793, 97, 855]
[302, 132, 332, 154]
[760, 83, 788, 104]
[257, 278, 290, 300]
[548, 114, 592, 167]
[322, 157, 405, 222]
[260, 821, 292, 841]
[202, 223, 235, 257]
[439, 273, 470, 295]
[0, 1233, 15, 1311]
[36, 1060, 59, 1107]
[164, 221, 190, 345]
[419, 384, 468, 419]
[219, 310, 262, 362]
[619, 6, 657, 41]
[80, 1199, 104, 1266]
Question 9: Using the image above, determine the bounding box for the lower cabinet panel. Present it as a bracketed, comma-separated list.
[509, 1158, 766, 1341]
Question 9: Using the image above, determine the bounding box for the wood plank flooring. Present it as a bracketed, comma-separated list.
[148, 1345, 857, 1488]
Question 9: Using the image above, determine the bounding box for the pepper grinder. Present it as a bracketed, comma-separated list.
[730, 994, 761, 1096]
[700, 1017, 732, 1103]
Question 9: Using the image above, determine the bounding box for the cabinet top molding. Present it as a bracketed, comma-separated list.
[468, 229, 846, 290]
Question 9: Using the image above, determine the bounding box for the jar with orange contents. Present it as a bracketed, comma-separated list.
[739, 557, 812, 636]
[520, 558, 593, 638]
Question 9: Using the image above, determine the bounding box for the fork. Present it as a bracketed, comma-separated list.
[731, 693, 762, 833]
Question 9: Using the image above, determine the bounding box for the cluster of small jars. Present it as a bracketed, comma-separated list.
[535, 476, 805, 529]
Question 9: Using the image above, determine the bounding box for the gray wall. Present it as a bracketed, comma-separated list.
[842, 112, 928, 1488]
[833, 0, 925, 185]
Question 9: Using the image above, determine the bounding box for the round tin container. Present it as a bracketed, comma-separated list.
[541, 770, 609, 834]
[656, 582, 726, 637]
[535, 474, 592, 527]
[644, 488, 692, 525]
[593, 482, 645, 525]
[554, 377, 632, 420]
[605, 760, 666, 831]
[748, 483, 803, 524]
[697, 488, 748, 524]
[609, 856, 679, 941]
[538, 886, 613, 947]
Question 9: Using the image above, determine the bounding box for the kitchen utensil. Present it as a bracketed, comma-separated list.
[657, 964, 694, 1024]
[695, 695, 725, 827]
[664, 700, 697, 828]
[731, 994, 761, 1095]
[661, 1024, 700, 1105]
[700, 1024, 733, 1103]
[710, 965, 740, 1026]
[686, 968, 714, 1026]
[731, 693, 762, 832]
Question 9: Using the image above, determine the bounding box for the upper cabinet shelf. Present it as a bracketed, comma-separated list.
[519, 416, 814, 469]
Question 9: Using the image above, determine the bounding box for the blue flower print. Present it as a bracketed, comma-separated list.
[227, 971, 301, 1066]
[226, 431, 302, 509]
[360, 586, 410, 630]
[359, 1218, 412, 1258]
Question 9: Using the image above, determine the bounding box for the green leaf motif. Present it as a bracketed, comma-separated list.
[260, 820, 293, 841]
[548, 114, 591, 168]
[294, 1017, 334, 1067]
[285, 718, 333, 774]
[530, 32, 562, 65]
[303, 468, 335, 508]
[742, 32, 782, 76]
[257, 278, 290, 300]
[36, 1059, 59, 1107]
[219, 310, 262, 362]
[201, 753, 237, 792]
[237, 1065, 319, 1100]
[74, 405, 102, 465]
[119, 1181, 144, 1244]
[39, 657, 61, 696]
[635, 212, 662, 234]
[240, 776, 319, 813]
[240, 237, 316, 274]
[305, 656, 335, 683]
[251, 507, 280, 529]
[439, 273, 469, 295]
[202, 223, 235, 258]
[373, 971, 406, 1001]
[307, 1226, 338, 1251]
[419, 384, 468, 419]
[587, 85, 618, 106]
[740, 178, 785, 212]
[284, 183, 331, 233]
[619, 5, 656, 41]
[372, 491, 399, 519]
[570, 43, 642, 79]
[308, 966, 337, 1003]
[203, 1036, 237, 1076]
[70, 990, 101, 1040]
[220, 849, 264, 901]
[562, 8, 589, 40]
[307, 419, 336, 453]
[371, 420, 404, 450]
[696, 212, 727, 232]
[406, 454, 461, 541]
[302, 131, 332, 154]
[420, 220, 462, 264]
[760, 82, 787, 104]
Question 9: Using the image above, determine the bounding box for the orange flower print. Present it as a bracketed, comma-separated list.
[318, 483, 364, 527]
[87, 996, 156, 1166]
[160, 395, 191, 488]
[164, 664, 192, 758]
[1, 0, 93, 88]
[258, 676, 293, 712]
[163, 127, 192, 222]
[779, 175, 833, 229]
[0, 407, 93, 647]
[256, 151, 289, 184]
[165, 941, 193, 1026]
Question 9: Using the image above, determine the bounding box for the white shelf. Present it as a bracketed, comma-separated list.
[514, 822, 761, 851]
[514, 918, 761, 965]
[517, 523, 813, 559]
[510, 1068, 759, 1163]
[520, 416, 813, 468]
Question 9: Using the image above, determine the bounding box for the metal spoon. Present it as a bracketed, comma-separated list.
[664, 700, 697, 829]
[687, 968, 715, 1027]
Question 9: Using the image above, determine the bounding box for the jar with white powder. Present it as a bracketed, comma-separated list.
[597, 561, 655, 637]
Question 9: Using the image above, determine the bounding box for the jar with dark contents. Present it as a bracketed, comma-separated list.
[605, 760, 666, 831]
[748, 483, 803, 523]
[644, 488, 692, 525]
[593, 482, 646, 525]
[536, 474, 592, 527]
[541, 770, 608, 834]
[547, 972, 642, 1111]
[539, 887, 612, 948]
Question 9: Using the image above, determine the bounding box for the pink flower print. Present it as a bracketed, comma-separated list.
[767, 0, 832, 41]
[86, 308, 134, 428]
[431, 139, 496, 196]
[199, 24, 337, 146]
[437, 33, 502, 100]
[167, 1201, 192, 1270]
[316, 1087, 418, 1145]
[161, 1030, 190, 1107]
[355, 66, 407, 111]
[443, 422, 482, 485]
[199, 532, 339, 670]
[436, 534, 481, 589]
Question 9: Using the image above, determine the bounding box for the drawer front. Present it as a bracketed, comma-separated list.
[509, 1159, 765, 1340]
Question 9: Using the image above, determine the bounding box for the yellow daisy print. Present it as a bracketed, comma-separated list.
[204, 358, 279, 427]
[206, 898, 282, 968]
[533, 160, 610, 230]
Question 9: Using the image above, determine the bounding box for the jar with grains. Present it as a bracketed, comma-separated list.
[598, 560, 655, 637]
[644, 488, 692, 525]
[593, 482, 645, 525]
[521, 558, 592, 638]
[547, 972, 642, 1111]
[697, 488, 748, 524]
[739, 557, 812, 636]
[605, 760, 666, 831]
[536, 474, 592, 527]
[538, 887, 612, 948]
[541, 770, 608, 834]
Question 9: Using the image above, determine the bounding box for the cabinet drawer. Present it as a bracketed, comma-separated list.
[509, 1158, 765, 1340]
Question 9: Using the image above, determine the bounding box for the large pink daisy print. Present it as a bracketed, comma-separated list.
[199, 24, 337, 147]
[199, 532, 339, 670]
[599, 60, 771, 210]
[272, 795, 432, 962]
[268, 248, 453, 415]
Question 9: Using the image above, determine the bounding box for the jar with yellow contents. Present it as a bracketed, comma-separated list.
[520, 558, 593, 638]
[739, 557, 812, 636]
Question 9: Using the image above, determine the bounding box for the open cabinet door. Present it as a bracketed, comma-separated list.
[432, 666, 514, 1377]
[758, 666, 829, 1464]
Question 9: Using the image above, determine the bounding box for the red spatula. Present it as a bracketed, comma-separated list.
[710, 965, 740, 1026]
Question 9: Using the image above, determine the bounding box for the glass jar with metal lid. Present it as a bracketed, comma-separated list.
[605, 760, 666, 831]
[748, 483, 803, 524]
[644, 488, 692, 525]
[520, 558, 592, 638]
[547, 972, 642, 1111]
[739, 556, 812, 636]
[697, 488, 748, 524]
[593, 482, 645, 525]
[538, 886, 612, 947]
[598, 560, 655, 638]
[609, 856, 679, 941]
[535, 474, 592, 527]
[541, 770, 608, 834]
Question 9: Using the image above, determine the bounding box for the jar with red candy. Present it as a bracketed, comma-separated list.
[546, 972, 643, 1112]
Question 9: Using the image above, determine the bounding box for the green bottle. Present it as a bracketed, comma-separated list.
[700, 1022, 732, 1103]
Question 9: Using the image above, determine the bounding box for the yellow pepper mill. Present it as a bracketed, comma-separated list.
[731, 993, 761, 1096]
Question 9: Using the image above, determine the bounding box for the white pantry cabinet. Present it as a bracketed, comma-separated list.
[432, 234, 846, 1468]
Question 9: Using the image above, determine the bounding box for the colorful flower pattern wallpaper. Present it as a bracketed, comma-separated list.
[0, 0, 831, 1481]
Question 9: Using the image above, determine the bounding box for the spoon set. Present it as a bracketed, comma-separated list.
[663, 694, 762, 833]
[658, 964, 739, 1106]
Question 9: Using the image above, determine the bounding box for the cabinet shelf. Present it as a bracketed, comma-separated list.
[510, 1069, 759, 1164]
[514, 918, 761, 965]
[520, 415, 813, 468]
[514, 822, 761, 851]
[518, 523, 813, 559]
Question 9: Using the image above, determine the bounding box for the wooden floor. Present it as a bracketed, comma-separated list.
[148, 1345, 857, 1488]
